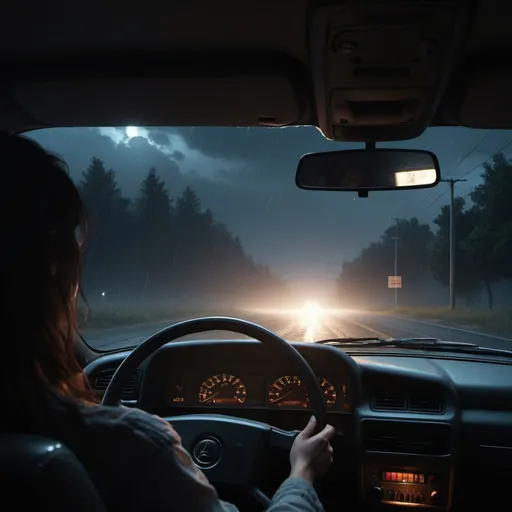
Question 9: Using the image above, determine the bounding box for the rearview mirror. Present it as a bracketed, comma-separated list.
[296, 149, 440, 193]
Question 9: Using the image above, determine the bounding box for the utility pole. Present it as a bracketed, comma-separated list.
[391, 217, 400, 307]
[440, 178, 467, 310]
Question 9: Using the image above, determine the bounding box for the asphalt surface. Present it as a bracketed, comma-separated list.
[84, 309, 512, 352]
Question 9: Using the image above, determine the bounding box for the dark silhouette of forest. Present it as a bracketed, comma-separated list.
[78, 157, 287, 306]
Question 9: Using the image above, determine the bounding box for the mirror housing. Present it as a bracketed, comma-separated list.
[295, 149, 440, 195]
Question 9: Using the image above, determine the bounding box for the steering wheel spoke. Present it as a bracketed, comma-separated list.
[269, 426, 299, 451]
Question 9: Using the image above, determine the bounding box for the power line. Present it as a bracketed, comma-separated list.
[460, 138, 512, 178]
[423, 190, 449, 212]
[402, 187, 437, 216]
[422, 138, 512, 213]
[444, 130, 492, 179]
[399, 131, 492, 217]
[414, 135, 512, 215]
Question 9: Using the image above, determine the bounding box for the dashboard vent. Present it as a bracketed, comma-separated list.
[92, 367, 141, 401]
[371, 391, 443, 414]
[372, 393, 407, 411]
[409, 394, 443, 413]
[362, 420, 451, 456]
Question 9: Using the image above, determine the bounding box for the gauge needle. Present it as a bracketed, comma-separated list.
[270, 391, 292, 404]
[200, 392, 220, 404]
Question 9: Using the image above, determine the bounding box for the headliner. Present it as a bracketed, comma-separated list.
[1, 0, 512, 140]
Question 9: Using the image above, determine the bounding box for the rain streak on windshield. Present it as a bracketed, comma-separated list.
[27, 126, 512, 351]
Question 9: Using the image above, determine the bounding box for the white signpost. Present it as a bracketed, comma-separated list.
[388, 276, 402, 289]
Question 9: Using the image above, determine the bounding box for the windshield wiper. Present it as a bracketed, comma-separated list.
[316, 336, 454, 346]
[316, 336, 512, 356]
[317, 336, 475, 347]
[316, 336, 388, 345]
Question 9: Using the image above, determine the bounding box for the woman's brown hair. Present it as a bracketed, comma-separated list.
[0, 132, 97, 433]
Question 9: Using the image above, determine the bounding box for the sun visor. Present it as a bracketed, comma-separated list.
[460, 71, 512, 128]
[11, 75, 300, 127]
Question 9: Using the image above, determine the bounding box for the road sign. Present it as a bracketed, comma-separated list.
[388, 276, 402, 289]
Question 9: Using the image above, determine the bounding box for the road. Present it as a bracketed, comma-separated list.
[84, 308, 512, 352]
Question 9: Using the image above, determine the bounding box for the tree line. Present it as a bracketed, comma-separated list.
[338, 151, 512, 309]
[78, 157, 287, 306]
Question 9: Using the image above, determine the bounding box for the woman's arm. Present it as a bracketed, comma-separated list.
[267, 476, 324, 511]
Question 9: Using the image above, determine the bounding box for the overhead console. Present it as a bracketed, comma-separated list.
[308, 0, 470, 142]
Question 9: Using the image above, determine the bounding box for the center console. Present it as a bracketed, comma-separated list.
[361, 420, 453, 509]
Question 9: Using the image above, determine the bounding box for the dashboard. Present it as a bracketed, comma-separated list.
[84, 339, 512, 512]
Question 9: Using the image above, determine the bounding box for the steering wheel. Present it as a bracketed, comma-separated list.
[102, 317, 327, 507]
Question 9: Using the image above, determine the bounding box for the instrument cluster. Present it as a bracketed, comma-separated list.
[169, 372, 351, 412]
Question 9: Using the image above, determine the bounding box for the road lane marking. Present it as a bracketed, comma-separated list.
[338, 317, 390, 339]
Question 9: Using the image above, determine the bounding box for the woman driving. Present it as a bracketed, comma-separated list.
[0, 133, 335, 511]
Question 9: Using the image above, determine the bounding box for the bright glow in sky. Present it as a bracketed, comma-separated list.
[126, 126, 139, 138]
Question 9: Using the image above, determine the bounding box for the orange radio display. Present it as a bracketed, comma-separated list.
[381, 471, 435, 484]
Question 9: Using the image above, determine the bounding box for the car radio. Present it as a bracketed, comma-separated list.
[365, 467, 448, 507]
[361, 420, 453, 508]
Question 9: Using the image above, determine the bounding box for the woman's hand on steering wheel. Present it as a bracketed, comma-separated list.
[290, 416, 335, 484]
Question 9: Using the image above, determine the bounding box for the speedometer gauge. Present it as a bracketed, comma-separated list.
[198, 373, 247, 405]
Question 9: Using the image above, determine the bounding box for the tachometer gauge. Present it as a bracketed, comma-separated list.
[268, 375, 308, 408]
[198, 373, 247, 405]
[268, 376, 337, 407]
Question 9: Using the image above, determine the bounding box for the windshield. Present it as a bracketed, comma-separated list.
[26, 126, 512, 351]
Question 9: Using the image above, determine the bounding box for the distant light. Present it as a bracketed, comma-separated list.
[303, 301, 320, 315]
[101, 292, 106, 297]
[301, 301, 322, 323]
[126, 126, 138, 138]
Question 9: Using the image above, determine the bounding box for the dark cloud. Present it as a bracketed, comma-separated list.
[172, 126, 342, 160]
[146, 129, 171, 147]
[172, 150, 185, 162]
